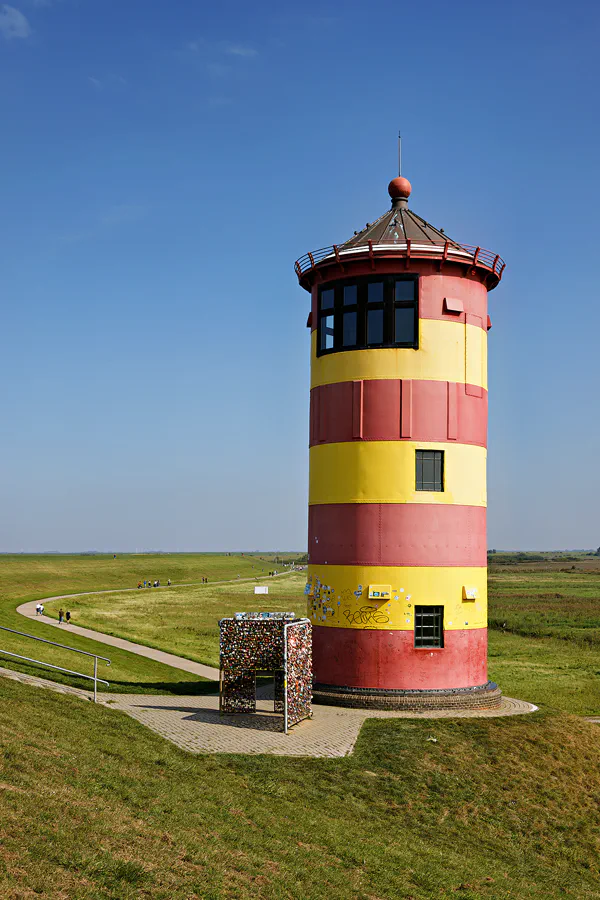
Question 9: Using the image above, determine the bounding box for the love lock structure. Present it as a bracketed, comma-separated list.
[219, 612, 312, 733]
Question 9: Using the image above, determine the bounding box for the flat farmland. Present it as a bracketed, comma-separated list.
[488, 560, 600, 715]
[489, 564, 600, 643]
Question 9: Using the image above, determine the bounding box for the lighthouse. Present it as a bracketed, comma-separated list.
[295, 173, 505, 709]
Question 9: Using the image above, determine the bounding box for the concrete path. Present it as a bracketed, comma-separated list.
[16, 571, 294, 681]
[100, 693, 538, 758]
[0, 664, 538, 758]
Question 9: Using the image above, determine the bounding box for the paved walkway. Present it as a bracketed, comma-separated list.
[0, 664, 538, 757]
[100, 693, 538, 758]
[16, 571, 294, 681]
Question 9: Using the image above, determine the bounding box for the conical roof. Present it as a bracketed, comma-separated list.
[340, 205, 462, 252]
[340, 176, 461, 251]
[294, 175, 505, 291]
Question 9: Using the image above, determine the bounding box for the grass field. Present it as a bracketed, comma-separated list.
[44, 575, 306, 669]
[0, 553, 297, 694]
[489, 563, 600, 644]
[36, 558, 600, 715]
[1, 677, 599, 899]
[486, 559, 600, 714]
[1, 554, 600, 897]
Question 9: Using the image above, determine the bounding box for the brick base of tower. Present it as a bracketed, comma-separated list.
[312, 625, 502, 710]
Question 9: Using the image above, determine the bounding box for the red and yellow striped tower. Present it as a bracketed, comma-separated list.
[294, 175, 505, 709]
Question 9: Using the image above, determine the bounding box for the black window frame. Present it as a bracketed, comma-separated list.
[414, 605, 444, 649]
[416, 449, 444, 492]
[317, 274, 419, 357]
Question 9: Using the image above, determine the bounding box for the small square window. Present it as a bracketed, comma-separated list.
[343, 285, 357, 305]
[414, 606, 444, 648]
[416, 450, 444, 491]
[320, 289, 334, 311]
[367, 282, 384, 303]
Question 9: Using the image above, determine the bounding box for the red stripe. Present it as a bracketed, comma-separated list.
[310, 379, 487, 447]
[309, 503, 486, 567]
[352, 380, 363, 438]
[310, 265, 488, 332]
[447, 381, 458, 440]
[400, 379, 412, 437]
[313, 625, 488, 690]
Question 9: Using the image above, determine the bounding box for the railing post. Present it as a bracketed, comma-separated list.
[94, 656, 98, 703]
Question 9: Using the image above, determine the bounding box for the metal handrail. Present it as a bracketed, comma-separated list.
[0, 625, 110, 702]
[294, 240, 506, 281]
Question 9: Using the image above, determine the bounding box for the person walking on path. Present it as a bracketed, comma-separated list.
[58, 608, 64, 624]
[35, 603, 41, 616]
[65, 611, 71, 625]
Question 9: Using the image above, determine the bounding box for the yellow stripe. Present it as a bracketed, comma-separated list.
[309, 441, 486, 506]
[306, 565, 487, 631]
[310, 320, 487, 389]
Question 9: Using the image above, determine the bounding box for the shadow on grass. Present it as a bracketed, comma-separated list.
[0, 656, 220, 696]
[0, 657, 282, 699]
[105, 680, 220, 696]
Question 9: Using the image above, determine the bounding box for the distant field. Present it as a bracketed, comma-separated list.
[0, 553, 300, 693]
[489, 565, 600, 643]
[45, 575, 305, 669]
[39, 560, 600, 715]
[4, 554, 600, 713]
[484, 560, 600, 714]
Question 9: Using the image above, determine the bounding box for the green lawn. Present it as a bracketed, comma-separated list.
[44, 575, 306, 669]
[2, 558, 600, 896]
[0, 553, 298, 694]
[1, 677, 599, 899]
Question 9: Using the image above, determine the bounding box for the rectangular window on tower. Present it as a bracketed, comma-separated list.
[416, 450, 444, 491]
[414, 606, 444, 648]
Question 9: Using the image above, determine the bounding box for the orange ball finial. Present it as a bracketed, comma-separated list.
[388, 176, 412, 199]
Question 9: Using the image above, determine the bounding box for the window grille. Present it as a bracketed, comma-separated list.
[414, 606, 444, 648]
[416, 450, 444, 492]
[317, 275, 418, 356]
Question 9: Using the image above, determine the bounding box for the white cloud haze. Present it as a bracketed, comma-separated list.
[0, 5, 31, 39]
[225, 44, 258, 57]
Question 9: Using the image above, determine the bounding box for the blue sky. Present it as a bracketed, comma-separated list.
[0, 0, 598, 552]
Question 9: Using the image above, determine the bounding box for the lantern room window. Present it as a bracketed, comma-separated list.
[316, 275, 418, 356]
[320, 315, 335, 351]
[414, 606, 444, 648]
